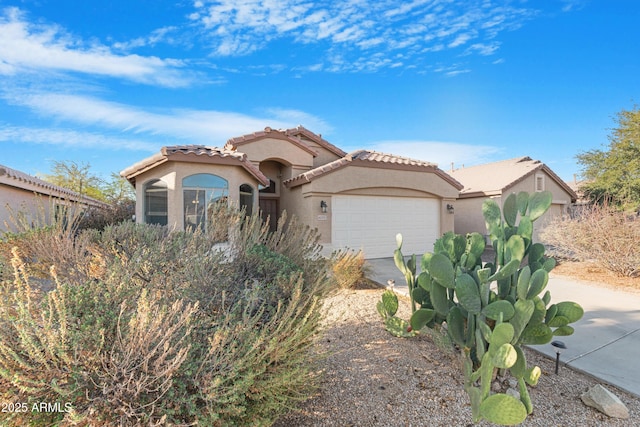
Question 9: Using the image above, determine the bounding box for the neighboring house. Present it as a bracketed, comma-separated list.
[0, 164, 109, 234]
[566, 175, 591, 207]
[121, 126, 463, 258]
[449, 156, 577, 242]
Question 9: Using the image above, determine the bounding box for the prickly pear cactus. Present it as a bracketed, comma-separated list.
[376, 290, 417, 337]
[380, 191, 584, 426]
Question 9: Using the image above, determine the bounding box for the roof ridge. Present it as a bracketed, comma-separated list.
[0, 163, 108, 206]
[225, 126, 318, 156]
[285, 126, 347, 157]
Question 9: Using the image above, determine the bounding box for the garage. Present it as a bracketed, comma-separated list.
[331, 195, 440, 259]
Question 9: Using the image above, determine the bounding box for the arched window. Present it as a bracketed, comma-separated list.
[239, 184, 254, 216]
[144, 180, 168, 226]
[183, 174, 228, 230]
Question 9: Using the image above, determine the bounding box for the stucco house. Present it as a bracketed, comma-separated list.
[0, 164, 108, 234]
[449, 156, 577, 242]
[121, 126, 463, 258]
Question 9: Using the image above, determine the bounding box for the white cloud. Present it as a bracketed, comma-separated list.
[0, 125, 158, 151]
[2, 90, 331, 146]
[367, 140, 503, 169]
[0, 7, 192, 87]
[560, 0, 586, 12]
[191, 0, 537, 72]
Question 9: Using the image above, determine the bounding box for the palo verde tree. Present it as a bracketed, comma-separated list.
[577, 105, 640, 210]
[42, 160, 135, 229]
[43, 160, 105, 201]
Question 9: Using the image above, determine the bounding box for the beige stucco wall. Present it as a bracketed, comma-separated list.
[133, 161, 261, 230]
[1, 186, 52, 232]
[454, 170, 573, 243]
[236, 137, 315, 173]
[286, 165, 462, 244]
[505, 173, 572, 242]
[297, 165, 460, 199]
[301, 139, 343, 168]
[453, 196, 492, 237]
[0, 185, 94, 234]
[0, 175, 106, 235]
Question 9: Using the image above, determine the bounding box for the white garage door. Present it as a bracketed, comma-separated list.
[331, 195, 440, 259]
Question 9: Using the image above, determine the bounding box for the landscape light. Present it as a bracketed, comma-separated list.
[551, 340, 567, 374]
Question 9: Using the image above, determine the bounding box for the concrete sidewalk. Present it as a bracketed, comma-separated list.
[365, 257, 640, 398]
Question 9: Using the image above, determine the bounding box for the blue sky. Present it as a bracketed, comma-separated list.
[1, 0, 638, 183]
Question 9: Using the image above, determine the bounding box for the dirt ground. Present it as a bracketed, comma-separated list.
[552, 260, 640, 295]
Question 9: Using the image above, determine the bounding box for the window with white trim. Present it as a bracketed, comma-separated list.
[535, 173, 545, 192]
[183, 174, 228, 231]
[144, 179, 168, 225]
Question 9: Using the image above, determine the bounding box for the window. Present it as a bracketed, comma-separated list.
[535, 173, 545, 192]
[183, 174, 228, 230]
[239, 184, 254, 216]
[259, 179, 277, 194]
[144, 180, 168, 225]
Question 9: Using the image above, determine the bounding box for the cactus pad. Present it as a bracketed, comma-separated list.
[479, 393, 527, 426]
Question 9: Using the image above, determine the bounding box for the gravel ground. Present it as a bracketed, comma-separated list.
[274, 283, 640, 427]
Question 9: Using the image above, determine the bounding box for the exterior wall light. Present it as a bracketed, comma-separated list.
[320, 200, 328, 213]
[446, 204, 455, 214]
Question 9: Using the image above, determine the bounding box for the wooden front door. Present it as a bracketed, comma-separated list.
[259, 198, 278, 232]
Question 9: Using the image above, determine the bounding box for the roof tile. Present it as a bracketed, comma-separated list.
[0, 163, 108, 207]
[284, 149, 462, 189]
[449, 156, 577, 200]
[121, 145, 269, 186]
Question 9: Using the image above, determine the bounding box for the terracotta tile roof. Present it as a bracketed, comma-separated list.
[0, 163, 108, 207]
[285, 125, 347, 157]
[284, 150, 463, 189]
[449, 156, 577, 201]
[120, 145, 269, 187]
[224, 126, 318, 156]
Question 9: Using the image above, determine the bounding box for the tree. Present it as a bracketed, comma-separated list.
[102, 172, 135, 204]
[44, 160, 105, 201]
[41, 161, 135, 229]
[576, 105, 640, 210]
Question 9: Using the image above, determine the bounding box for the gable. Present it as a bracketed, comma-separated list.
[225, 127, 316, 168]
[120, 145, 269, 187]
[285, 126, 346, 167]
[284, 150, 462, 198]
[451, 157, 576, 202]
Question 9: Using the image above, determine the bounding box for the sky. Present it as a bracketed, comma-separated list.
[0, 0, 638, 184]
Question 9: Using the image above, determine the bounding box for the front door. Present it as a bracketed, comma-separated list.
[259, 198, 278, 232]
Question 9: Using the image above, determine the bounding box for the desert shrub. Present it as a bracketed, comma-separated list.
[541, 204, 640, 277]
[329, 249, 367, 289]
[75, 200, 135, 231]
[0, 207, 334, 426]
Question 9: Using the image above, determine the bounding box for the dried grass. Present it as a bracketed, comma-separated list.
[541, 204, 640, 278]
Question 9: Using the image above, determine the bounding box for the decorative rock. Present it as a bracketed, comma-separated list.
[581, 384, 629, 419]
[506, 388, 520, 400]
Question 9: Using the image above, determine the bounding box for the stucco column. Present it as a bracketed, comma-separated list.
[441, 198, 456, 236]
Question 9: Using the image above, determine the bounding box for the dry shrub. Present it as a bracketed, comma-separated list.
[541, 204, 640, 277]
[0, 202, 94, 283]
[0, 207, 335, 426]
[330, 249, 367, 289]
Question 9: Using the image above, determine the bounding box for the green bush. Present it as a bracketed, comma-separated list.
[0, 207, 333, 426]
